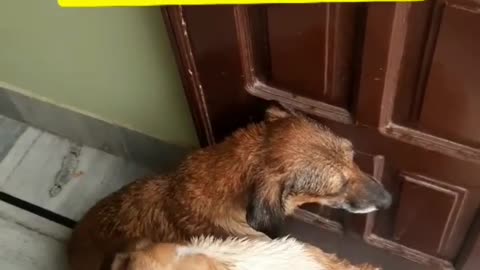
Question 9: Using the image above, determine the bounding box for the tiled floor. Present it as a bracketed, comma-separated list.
[0, 115, 152, 270]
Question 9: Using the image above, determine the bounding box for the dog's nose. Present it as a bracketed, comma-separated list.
[377, 191, 392, 209]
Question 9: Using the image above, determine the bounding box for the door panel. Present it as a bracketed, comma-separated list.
[352, 2, 480, 266]
[386, 0, 480, 156]
[264, 5, 362, 108]
[235, 5, 361, 123]
[418, 3, 480, 147]
[163, 2, 480, 269]
[392, 174, 465, 256]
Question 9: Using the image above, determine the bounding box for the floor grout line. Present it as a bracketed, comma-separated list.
[0, 192, 76, 229]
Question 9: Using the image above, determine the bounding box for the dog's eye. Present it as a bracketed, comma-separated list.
[322, 178, 349, 197]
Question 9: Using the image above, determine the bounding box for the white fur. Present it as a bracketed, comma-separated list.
[176, 236, 325, 270]
[345, 205, 377, 214]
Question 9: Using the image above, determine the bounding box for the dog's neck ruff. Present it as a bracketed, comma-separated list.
[176, 236, 325, 270]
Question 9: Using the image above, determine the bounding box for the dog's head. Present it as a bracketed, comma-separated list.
[246, 105, 392, 238]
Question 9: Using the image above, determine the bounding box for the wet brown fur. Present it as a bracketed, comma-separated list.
[68, 106, 390, 270]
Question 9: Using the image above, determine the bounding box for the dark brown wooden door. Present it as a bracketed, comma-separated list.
[162, 2, 480, 269]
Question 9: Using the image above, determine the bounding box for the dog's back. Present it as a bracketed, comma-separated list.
[67, 177, 183, 270]
[67, 171, 256, 270]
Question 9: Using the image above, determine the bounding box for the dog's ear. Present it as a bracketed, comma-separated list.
[265, 106, 290, 122]
[111, 253, 132, 270]
[266, 103, 299, 122]
[265, 104, 304, 122]
[246, 182, 285, 239]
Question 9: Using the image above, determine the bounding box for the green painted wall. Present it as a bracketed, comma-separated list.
[0, 1, 198, 147]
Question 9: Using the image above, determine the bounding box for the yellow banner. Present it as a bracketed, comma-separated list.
[59, 0, 423, 7]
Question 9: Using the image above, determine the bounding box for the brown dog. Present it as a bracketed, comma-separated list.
[68, 106, 391, 270]
[111, 236, 381, 270]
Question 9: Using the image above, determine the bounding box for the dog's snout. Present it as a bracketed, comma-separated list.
[362, 174, 392, 210]
[377, 191, 392, 209]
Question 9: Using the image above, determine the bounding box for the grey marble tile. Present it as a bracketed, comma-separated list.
[0, 116, 27, 162]
[7, 89, 89, 146]
[0, 128, 152, 221]
[0, 202, 69, 270]
[81, 116, 126, 157]
[0, 87, 24, 122]
[1, 87, 191, 171]
[0, 200, 71, 242]
[0, 127, 42, 187]
[0, 132, 71, 208]
[121, 128, 191, 172]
